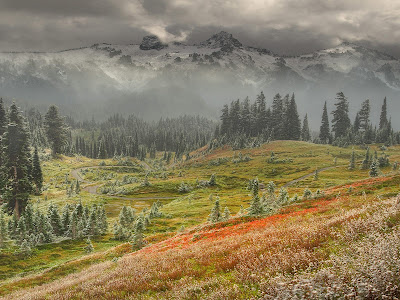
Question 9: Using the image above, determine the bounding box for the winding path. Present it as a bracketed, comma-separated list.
[71, 165, 176, 201]
[283, 165, 342, 188]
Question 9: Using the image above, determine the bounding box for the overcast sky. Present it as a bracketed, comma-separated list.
[0, 0, 399, 57]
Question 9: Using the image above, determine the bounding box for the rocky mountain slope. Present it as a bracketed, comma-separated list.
[0, 31, 399, 125]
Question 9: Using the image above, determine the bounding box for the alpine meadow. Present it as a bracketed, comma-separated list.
[1, 1, 400, 299]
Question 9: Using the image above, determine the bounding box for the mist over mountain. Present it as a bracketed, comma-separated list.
[1, 31, 399, 128]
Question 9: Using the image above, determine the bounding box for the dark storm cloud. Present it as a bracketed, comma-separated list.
[0, 0, 399, 57]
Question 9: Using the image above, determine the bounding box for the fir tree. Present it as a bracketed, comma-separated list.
[369, 159, 380, 177]
[379, 97, 388, 130]
[284, 93, 301, 140]
[222, 207, 231, 221]
[1, 103, 32, 216]
[248, 179, 264, 216]
[84, 237, 94, 253]
[44, 105, 67, 156]
[301, 114, 311, 141]
[319, 101, 330, 143]
[359, 99, 370, 132]
[331, 92, 351, 139]
[208, 199, 222, 223]
[47, 204, 62, 236]
[361, 147, 371, 170]
[31, 147, 43, 195]
[271, 93, 284, 139]
[208, 173, 216, 186]
[131, 217, 145, 250]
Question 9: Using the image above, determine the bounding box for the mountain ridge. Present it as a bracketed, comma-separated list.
[0, 31, 399, 127]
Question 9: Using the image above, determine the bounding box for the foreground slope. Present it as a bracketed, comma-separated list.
[1, 141, 400, 299]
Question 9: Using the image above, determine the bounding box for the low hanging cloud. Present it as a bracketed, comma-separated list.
[0, 0, 399, 57]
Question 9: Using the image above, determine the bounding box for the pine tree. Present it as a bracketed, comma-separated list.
[44, 105, 67, 156]
[284, 93, 301, 140]
[84, 237, 94, 253]
[256, 92, 268, 133]
[208, 199, 222, 223]
[222, 207, 231, 221]
[349, 150, 356, 170]
[369, 159, 380, 177]
[248, 179, 263, 216]
[19, 239, 32, 256]
[47, 204, 62, 236]
[331, 92, 351, 139]
[361, 147, 371, 170]
[301, 114, 311, 141]
[31, 147, 43, 195]
[220, 104, 230, 136]
[61, 204, 71, 235]
[358, 99, 370, 132]
[97, 205, 108, 234]
[1, 103, 32, 216]
[379, 97, 388, 130]
[131, 217, 145, 250]
[208, 174, 216, 186]
[271, 93, 284, 139]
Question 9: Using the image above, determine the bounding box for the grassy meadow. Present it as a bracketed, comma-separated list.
[1, 140, 400, 298]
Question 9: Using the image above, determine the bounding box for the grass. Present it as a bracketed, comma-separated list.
[1, 141, 400, 298]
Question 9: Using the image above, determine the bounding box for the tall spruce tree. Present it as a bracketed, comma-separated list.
[358, 99, 370, 132]
[301, 114, 311, 141]
[284, 93, 301, 140]
[319, 101, 330, 143]
[31, 146, 43, 195]
[331, 92, 351, 139]
[44, 105, 67, 156]
[1, 103, 32, 216]
[271, 93, 284, 139]
[379, 97, 388, 130]
[256, 92, 268, 134]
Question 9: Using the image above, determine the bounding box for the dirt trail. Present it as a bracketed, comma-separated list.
[283, 165, 342, 188]
[70, 165, 175, 201]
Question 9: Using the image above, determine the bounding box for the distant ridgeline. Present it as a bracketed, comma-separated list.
[213, 91, 396, 149]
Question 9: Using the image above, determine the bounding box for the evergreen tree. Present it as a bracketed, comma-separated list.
[361, 147, 371, 170]
[208, 199, 222, 223]
[61, 204, 71, 235]
[31, 147, 43, 195]
[379, 97, 388, 130]
[284, 93, 301, 140]
[369, 159, 380, 177]
[331, 92, 351, 139]
[1, 103, 32, 216]
[44, 105, 67, 156]
[301, 114, 311, 141]
[208, 174, 216, 186]
[47, 204, 62, 236]
[358, 99, 370, 132]
[222, 207, 231, 221]
[84, 237, 94, 253]
[132, 217, 145, 250]
[248, 179, 263, 216]
[319, 101, 330, 144]
[220, 104, 230, 136]
[256, 92, 268, 133]
[271, 93, 284, 139]
[353, 113, 360, 132]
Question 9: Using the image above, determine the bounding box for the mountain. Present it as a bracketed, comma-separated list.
[0, 31, 399, 127]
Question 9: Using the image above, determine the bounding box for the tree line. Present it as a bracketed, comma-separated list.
[216, 92, 398, 147]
